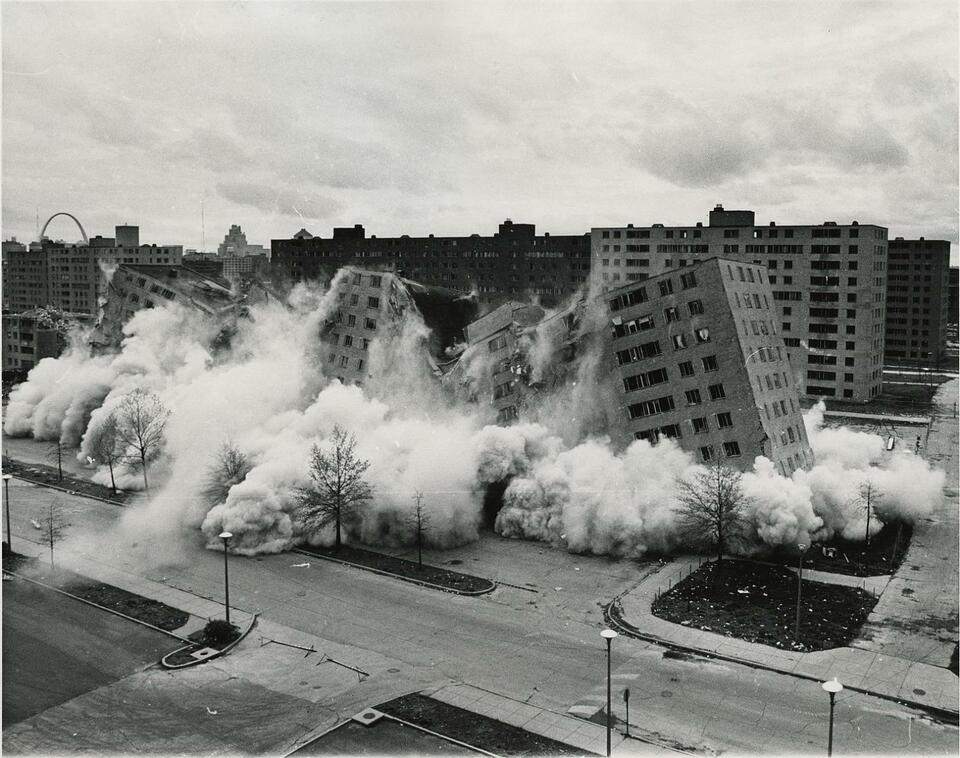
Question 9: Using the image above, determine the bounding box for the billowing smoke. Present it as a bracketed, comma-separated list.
[3, 274, 947, 563]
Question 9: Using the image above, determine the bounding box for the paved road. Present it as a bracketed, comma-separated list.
[2, 471, 957, 755]
[2, 575, 173, 725]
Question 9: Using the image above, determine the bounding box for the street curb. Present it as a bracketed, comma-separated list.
[292, 548, 496, 596]
[3, 469, 128, 508]
[603, 598, 960, 726]
[161, 613, 259, 669]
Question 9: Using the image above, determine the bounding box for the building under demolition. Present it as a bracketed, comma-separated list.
[318, 267, 478, 386]
[446, 257, 813, 475]
[94, 264, 244, 348]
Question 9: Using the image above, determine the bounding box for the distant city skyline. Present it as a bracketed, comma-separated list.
[3, 2, 957, 261]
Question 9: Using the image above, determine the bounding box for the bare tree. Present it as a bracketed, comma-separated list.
[202, 441, 252, 506]
[46, 440, 64, 481]
[42, 501, 70, 568]
[114, 389, 170, 492]
[87, 413, 122, 494]
[675, 456, 751, 568]
[409, 491, 432, 569]
[296, 425, 373, 550]
[852, 481, 882, 548]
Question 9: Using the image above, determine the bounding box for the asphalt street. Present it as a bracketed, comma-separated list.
[2, 575, 174, 725]
[2, 463, 957, 755]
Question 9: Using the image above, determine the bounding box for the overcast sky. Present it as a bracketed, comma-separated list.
[3, 1, 957, 259]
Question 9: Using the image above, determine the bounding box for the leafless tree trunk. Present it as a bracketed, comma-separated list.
[410, 491, 432, 570]
[88, 412, 122, 494]
[43, 501, 70, 568]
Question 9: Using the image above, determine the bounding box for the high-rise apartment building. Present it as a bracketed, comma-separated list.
[590, 206, 888, 402]
[885, 238, 951, 367]
[2, 228, 183, 316]
[272, 219, 591, 308]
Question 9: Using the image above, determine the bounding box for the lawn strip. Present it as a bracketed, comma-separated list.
[296, 543, 494, 594]
[3, 457, 129, 504]
[3, 553, 189, 631]
[377, 693, 591, 756]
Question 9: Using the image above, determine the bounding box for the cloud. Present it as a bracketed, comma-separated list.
[216, 181, 342, 221]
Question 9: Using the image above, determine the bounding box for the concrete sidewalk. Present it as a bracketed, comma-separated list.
[426, 681, 676, 756]
[614, 557, 959, 717]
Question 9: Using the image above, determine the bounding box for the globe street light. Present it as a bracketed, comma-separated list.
[822, 677, 843, 756]
[600, 628, 618, 756]
[795, 543, 808, 646]
[219, 531, 233, 625]
[3, 474, 13, 552]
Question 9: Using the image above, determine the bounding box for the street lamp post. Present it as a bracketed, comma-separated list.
[795, 543, 808, 646]
[822, 678, 843, 756]
[219, 531, 233, 625]
[600, 628, 618, 756]
[3, 474, 12, 552]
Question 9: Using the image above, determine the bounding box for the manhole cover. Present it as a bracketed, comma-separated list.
[448, 559, 463, 565]
[913, 688, 926, 696]
[661, 690, 673, 698]
[387, 668, 401, 674]
[299, 681, 308, 685]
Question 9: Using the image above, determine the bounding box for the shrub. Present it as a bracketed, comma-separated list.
[202, 619, 239, 646]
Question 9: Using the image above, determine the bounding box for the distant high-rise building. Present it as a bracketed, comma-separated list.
[218, 224, 248, 256]
[885, 238, 951, 367]
[590, 206, 888, 403]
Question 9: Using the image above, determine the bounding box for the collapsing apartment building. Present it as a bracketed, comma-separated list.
[446, 257, 813, 476]
[93, 264, 259, 349]
[318, 267, 478, 385]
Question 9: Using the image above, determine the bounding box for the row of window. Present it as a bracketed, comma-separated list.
[327, 353, 366, 372]
[627, 383, 727, 419]
[328, 333, 371, 350]
[333, 312, 377, 330]
[612, 300, 704, 338]
[600, 226, 865, 241]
